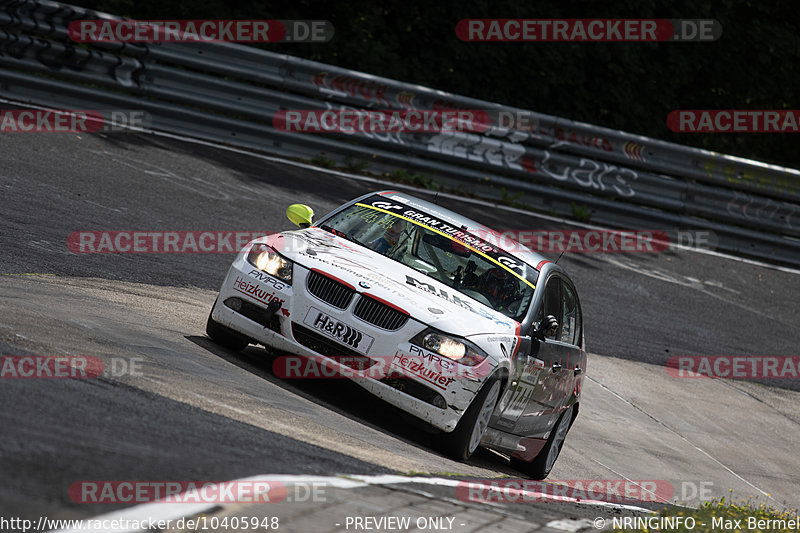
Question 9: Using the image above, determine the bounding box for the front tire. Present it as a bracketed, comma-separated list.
[511, 404, 575, 480]
[206, 305, 249, 352]
[438, 378, 501, 461]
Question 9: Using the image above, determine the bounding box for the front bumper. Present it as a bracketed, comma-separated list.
[211, 255, 491, 432]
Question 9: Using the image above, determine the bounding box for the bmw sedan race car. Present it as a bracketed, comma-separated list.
[207, 190, 586, 479]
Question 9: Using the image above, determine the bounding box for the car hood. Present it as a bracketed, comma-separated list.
[264, 228, 520, 336]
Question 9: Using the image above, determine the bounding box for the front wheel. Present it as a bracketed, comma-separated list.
[438, 378, 501, 461]
[206, 305, 250, 352]
[511, 404, 575, 480]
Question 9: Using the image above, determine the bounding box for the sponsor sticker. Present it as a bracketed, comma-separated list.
[303, 307, 375, 354]
[232, 276, 285, 306]
[357, 196, 535, 290]
[391, 349, 456, 390]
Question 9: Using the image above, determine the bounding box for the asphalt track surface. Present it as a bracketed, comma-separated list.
[1, 128, 799, 525]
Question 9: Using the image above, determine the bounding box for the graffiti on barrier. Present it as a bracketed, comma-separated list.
[312, 72, 390, 106]
[426, 131, 526, 171]
[725, 190, 798, 231]
[539, 151, 638, 198]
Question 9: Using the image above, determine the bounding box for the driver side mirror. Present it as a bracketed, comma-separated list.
[286, 204, 314, 228]
[533, 315, 559, 341]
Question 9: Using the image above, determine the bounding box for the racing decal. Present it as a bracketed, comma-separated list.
[386, 195, 463, 226]
[356, 195, 536, 288]
[495, 379, 537, 430]
[405, 275, 512, 327]
[405, 275, 475, 311]
[495, 352, 545, 430]
[408, 344, 457, 370]
[293, 229, 363, 255]
[496, 255, 524, 274]
[246, 269, 287, 291]
[511, 322, 522, 359]
[299, 253, 418, 303]
[232, 276, 285, 307]
[370, 200, 405, 212]
[303, 307, 375, 354]
[487, 335, 520, 359]
[523, 356, 546, 376]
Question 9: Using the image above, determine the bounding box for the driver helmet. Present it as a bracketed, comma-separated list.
[479, 267, 512, 302]
[382, 220, 403, 247]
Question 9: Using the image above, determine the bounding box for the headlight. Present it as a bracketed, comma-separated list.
[410, 329, 487, 366]
[247, 243, 293, 284]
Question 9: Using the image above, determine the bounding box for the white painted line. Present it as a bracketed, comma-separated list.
[587, 458, 672, 506]
[50, 475, 368, 532]
[546, 518, 597, 532]
[585, 375, 778, 508]
[346, 474, 654, 512]
[2, 97, 798, 276]
[51, 473, 652, 531]
[51, 501, 218, 532]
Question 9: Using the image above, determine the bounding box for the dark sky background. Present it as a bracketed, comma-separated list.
[71, 0, 800, 169]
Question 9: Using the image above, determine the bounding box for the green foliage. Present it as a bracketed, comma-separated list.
[500, 187, 524, 206]
[388, 169, 441, 190]
[615, 497, 799, 533]
[570, 202, 591, 223]
[341, 157, 370, 173]
[310, 153, 336, 168]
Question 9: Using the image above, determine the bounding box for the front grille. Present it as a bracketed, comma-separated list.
[306, 270, 355, 309]
[353, 295, 409, 331]
[292, 323, 365, 359]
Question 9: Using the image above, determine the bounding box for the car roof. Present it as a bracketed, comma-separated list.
[362, 190, 554, 271]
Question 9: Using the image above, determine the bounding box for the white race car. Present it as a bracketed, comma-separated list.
[207, 190, 586, 478]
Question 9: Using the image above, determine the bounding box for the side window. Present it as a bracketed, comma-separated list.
[560, 282, 581, 346]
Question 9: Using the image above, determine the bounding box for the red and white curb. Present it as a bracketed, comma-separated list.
[53, 473, 653, 532]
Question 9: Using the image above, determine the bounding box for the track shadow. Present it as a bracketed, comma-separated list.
[186, 334, 523, 476]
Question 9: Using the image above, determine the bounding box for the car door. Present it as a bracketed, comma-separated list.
[493, 274, 581, 437]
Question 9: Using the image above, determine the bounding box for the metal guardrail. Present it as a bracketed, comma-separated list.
[2, 0, 800, 265]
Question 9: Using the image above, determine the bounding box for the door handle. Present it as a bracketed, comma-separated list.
[551, 362, 562, 372]
[574, 367, 582, 376]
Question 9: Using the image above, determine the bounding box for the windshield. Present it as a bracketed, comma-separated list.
[319, 200, 537, 321]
